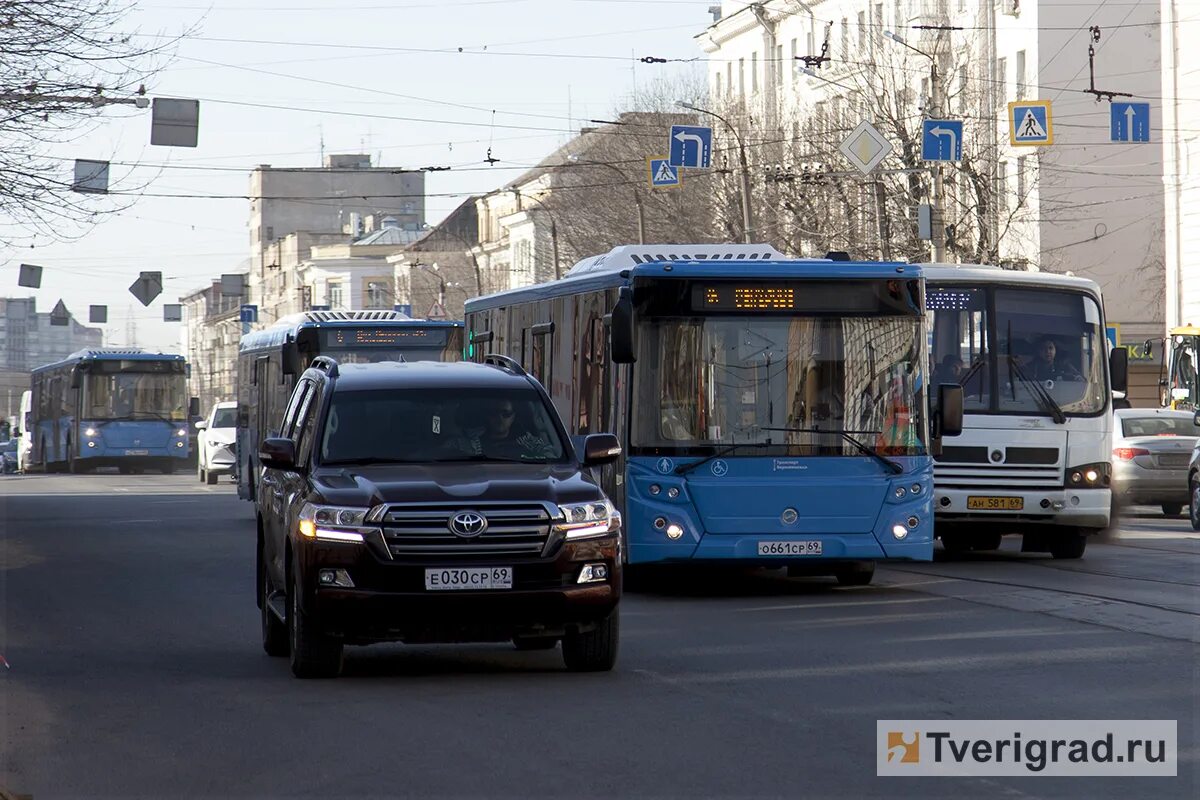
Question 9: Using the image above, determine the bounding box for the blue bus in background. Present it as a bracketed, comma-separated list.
[236, 310, 463, 501]
[28, 349, 197, 474]
[465, 245, 963, 585]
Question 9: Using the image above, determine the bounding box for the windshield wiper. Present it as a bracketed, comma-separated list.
[761, 427, 904, 474]
[1006, 356, 1066, 424]
[674, 440, 772, 476]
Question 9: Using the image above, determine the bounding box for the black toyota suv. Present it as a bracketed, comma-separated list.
[254, 355, 623, 678]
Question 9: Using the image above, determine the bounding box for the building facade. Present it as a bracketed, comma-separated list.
[0, 296, 104, 419]
[181, 280, 244, 415]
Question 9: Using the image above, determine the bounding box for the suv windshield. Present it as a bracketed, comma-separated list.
[211, 407, 237, 428]
[320, 387, 569, 465]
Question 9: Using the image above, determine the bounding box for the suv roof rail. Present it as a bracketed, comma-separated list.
[483, 353, 526, 376]
[309, 356, 340, 377]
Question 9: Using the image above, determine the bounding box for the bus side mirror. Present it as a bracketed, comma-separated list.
[188, 397, 201, 418]
[610, 286, 636, 364]
[70, 367, 81, 389]
[1109, 347, 1129, 393]
[936, 384, 964, 438]
[282, 341, 300, 375]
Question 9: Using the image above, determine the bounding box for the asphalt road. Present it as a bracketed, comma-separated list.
[2, 473, 1197, 799]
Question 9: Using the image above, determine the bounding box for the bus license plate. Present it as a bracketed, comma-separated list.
[967, 496, 1024, 510]
[425, 567, 513, 591]
[758, 540, 822, 556]
[124, 449, 149, 456]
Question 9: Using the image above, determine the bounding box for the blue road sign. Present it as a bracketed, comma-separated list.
[239, 304, 258, 323]
[648, 157, 681, 189]
[394, 303, 413, 316]
[1106, 325, 1119, 350]
[1110, 102, 1150, 143]
[668, 124, 712, 168]
[1008, 100, 1053, 146]
[921, 119, 963, 162]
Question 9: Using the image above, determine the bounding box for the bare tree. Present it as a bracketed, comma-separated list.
[0, 0, 183, 245]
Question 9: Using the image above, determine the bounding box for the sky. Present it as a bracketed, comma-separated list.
[4, 0, 718, 352]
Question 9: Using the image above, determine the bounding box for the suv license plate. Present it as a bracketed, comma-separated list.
[758, 540, 822, 556]
[967, 496, 1024, 510]
[425, 567, 513, 591]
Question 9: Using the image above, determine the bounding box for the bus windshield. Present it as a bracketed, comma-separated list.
[84, 372, 188, 421]
[928, 286, 1106, 416]
[631, 315, 925, 456]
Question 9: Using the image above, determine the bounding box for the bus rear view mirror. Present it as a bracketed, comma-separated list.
[1109, 347, 1128, 394]
[937, 384, 964, 438]
[188, 397, 201, 418]
[70, 367, 81, 389]
[610, 286, 636, 364]
[282, 341, 300, 375]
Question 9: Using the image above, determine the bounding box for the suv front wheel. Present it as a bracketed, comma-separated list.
[562, 610, 619, 672]
[288, 567, 343, 678]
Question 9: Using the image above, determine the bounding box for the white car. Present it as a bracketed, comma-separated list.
[196, 401, 237, 485]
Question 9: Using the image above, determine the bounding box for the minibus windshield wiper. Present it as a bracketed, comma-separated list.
[1006, 356, 1066, 424]
[761, 427, 904, 474]
[674, 440, 772, 476]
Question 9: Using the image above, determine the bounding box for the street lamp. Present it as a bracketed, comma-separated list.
[675, 100, 754, 244]
[413, 261, 446, 306]
[565, 154, 645, 244]
[882, 29, 947, 262]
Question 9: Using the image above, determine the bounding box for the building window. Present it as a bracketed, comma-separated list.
[726, 61, 733, 95]
[997, 57, 1007, 105]
[790, 38, 798, 82]
[841, 17, 848, 57]
[1015, 49, 1027, 97]
[738, 58, 745, 95]
[775, 44, 783, 87]
[328, 281, 345, 310]
[1016, 156, 1028, 204]
[806, 29, 815, 62]
[715, 72, 723, 96]
[958, 65, 968, 112]
[996, 161, 1009, 213]
[366, 280, 390, 309]
[751, 51, 758, 92]
[858, 11, 866, 48]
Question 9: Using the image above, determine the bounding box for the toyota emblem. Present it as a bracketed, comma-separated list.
[448, 511, 488, 538]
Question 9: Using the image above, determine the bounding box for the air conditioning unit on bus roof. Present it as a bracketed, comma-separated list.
[565, 244, 789, 277]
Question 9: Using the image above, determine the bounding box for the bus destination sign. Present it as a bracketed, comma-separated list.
[322, 327, 449, 348]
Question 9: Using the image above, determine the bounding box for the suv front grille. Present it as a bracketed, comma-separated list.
[376, 503, 555, 559]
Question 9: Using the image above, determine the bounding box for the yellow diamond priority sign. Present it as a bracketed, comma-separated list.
[838, 121, 894, 175]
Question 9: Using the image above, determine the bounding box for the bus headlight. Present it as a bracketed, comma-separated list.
[892, 524, 908, 540]
[175, 428, 187, 437]
[557, 499, 617, 540]
[1066, 463, 1110, 488]
[84, 427, 97, 437]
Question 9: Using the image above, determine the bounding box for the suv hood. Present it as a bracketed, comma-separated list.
[311, 462, 603, 509]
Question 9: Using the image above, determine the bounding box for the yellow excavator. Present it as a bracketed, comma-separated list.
[1159, 326, 1200, 409]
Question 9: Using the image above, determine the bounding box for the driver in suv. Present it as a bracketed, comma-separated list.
[255, 355, 623, 678]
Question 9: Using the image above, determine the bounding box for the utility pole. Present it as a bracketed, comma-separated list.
[677, 101, 754, 244]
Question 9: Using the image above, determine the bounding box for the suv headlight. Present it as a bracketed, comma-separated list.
[556, 499, 619, 540]
[298, 502, 371, 543]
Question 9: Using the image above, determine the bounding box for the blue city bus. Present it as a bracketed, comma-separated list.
[464, 245, 962, 584]
[28, 348, 196, 474]
[236, 310, 464, 500]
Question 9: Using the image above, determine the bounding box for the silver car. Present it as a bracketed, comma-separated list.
[1112, 408, 1198, 517]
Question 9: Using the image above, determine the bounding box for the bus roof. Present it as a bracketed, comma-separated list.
[919, 263, 1103, 295]
[31, 348, 185, 374]
[466, 244, 917, 312]
[239, 310, 462, 354]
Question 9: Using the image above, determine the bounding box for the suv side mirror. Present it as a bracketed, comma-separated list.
[610, 286, 636, 364]
[258, 437, 298, 471]
[1109, 347, 1129, 393]
[188, 396, 201, 418]
[936, 384, 964, 438]
[195, 420, 208, 430]
[581, 433, 622, 466]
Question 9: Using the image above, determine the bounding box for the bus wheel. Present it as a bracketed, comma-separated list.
[1049, 531, 1087, 560]
[161, 460, 175, 475]
[835, 561, 875, 586]
[118, 465, 132, 475]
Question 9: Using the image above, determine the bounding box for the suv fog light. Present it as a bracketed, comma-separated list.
[318, 569, 354, 588]
[87, 441, 96, 448]
[577, 563, 609, 584]
[665, 523, 684, 540]
[892, 524, 908, 540]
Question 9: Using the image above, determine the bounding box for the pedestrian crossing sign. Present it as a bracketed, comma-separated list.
[648, 157, 681, 190]
[1008, 100, 1054, 146]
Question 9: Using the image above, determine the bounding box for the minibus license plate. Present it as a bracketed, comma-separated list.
[967, 496, 1024, 510]
[758, 540, 822, 556]
[425, 567, 512, 591]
